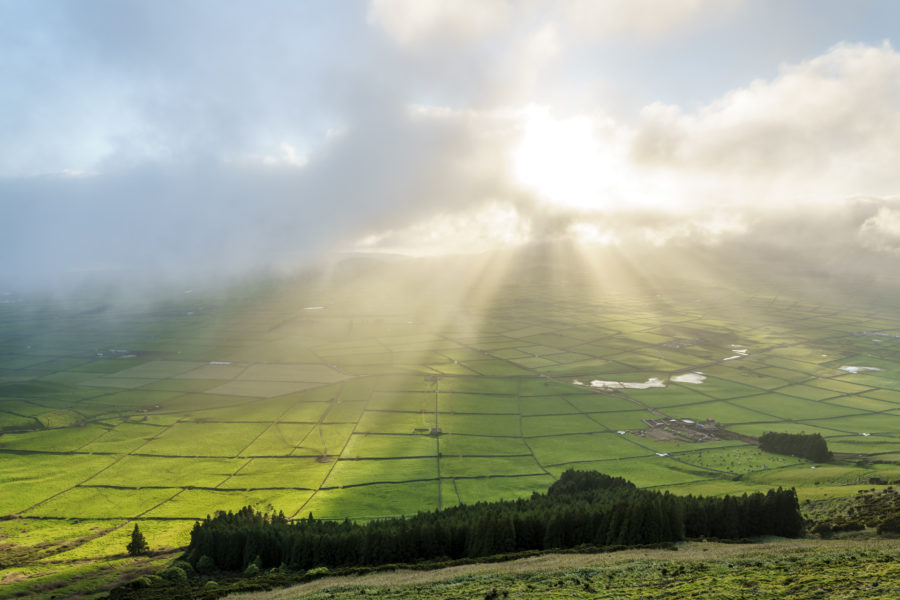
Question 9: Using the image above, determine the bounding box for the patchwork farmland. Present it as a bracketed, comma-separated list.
[4, 256, 900, 597]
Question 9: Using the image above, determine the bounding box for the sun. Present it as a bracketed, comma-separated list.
[512, 106, 619, 211]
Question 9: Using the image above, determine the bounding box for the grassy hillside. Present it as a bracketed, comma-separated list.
[5, 248, 900, 597]
[226, 539, 900, 600]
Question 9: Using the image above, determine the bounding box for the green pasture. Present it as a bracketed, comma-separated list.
[240, 423, 315, 456]
[290, 423, 354, 456]
[453, 474, 555, 504]
[0, 453, 118, 515]
[726, 421, 842, 438]
[356, 410, 436, 434]
[625, 385, 709, 408]
[588, 409, 657, 430]
[731, 394, 864, 421]
[440, 455, 544, 478]
[526, 432, 653, 464]
[826, 394, 900, 412]
[566, 393, 646, 413]
[545, 456, 721, 487]
[85, 455, 243, 488]
[324, 456, 438, 487]
[324, 400, 367, 422]
[143, 488, 309, 519]
[825, 435, 900, 454]
[24, 486, 176, 519]
[518, 395, 581, 415]
[368, 391, 431, 411]
[222, 457, 332, 488]
[343, 432, 436, 458]
[0, 423, 109, 452]
[539, 358, 615, 374]
[861, 388, 900, 404]
[674, 446, 804, 473]
[301, 481, 440, 519]
[665, 400, 772, 423]
[629, 435, 745, 455]
[806, 412, 900, 434]
[138, 421, 269, 456]
[442, 413, 521, 436]
[7, 264, 900, 599]
[521, 413, 604, 436]
[436, 392, 519, 413]
[439, 433, 532, 456]
[40, 519, 193, 562]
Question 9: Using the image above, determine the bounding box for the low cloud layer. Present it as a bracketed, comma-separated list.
[2, 1, 900, 292]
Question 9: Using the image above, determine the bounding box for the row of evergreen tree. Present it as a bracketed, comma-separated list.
[184, 470, 803, 572]
[758, 431, 833, 462]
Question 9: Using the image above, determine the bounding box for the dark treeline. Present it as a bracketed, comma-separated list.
[758, 432, 833, 462]
[184, 470, 803, 572]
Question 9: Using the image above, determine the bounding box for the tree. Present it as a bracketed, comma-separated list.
[127, 523, 150, 556]
[758, 432, 832, 462]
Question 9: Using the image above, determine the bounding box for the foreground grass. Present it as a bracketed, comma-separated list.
[0, 552, 176, 600]
[228, 539, 900, 600]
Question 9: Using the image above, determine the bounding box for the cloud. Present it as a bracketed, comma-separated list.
[860, 204, 900, 254]
[0, 94, 523, 290]
[559, 0, 741, 39]
[2, 1, 900, 295]
[368, 0, 740, 45]
[355, 41, 900, 257]
[367, 0, 512, 45]
[355, 203, 530, 256]
[632, 42, 900, 194]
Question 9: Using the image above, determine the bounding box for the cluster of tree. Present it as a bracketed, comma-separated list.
[758, 432, 833, 462]
[183, 470, 803, 573]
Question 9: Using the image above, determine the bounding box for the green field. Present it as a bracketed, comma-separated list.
[6, 255, 900, 597]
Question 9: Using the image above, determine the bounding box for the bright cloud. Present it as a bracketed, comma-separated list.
[368, 0, 740, 45]
[860, 205, 900, 254]
[559, 0, 741, 38]
[355, 204, 530, 256]
[368, 41, 900, 252]
[367, 0, 512, 45]
[633, 43, 900, 193]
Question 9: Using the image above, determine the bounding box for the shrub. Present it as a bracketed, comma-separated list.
[196, 554, 215, 574]
[833, 521, 864, 533]
[243, 563, 260, 577]
[162, 566, 187, 582]
[172, 560, 195, 575]
[877, 515, 900, 535]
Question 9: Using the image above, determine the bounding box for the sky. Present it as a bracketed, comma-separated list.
[3, 0, 900, 291]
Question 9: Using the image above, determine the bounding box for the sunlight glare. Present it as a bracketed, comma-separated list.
[512, 107, 617, 211]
